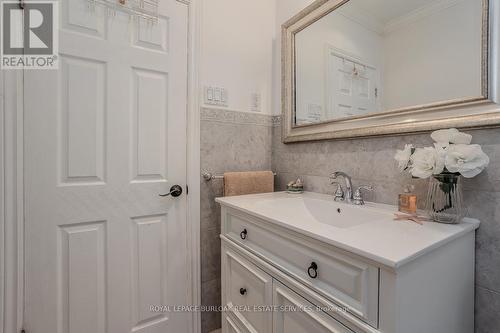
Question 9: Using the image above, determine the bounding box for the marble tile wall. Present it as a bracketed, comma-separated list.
[199, 107, 500, 332]
[200, 108, 273, 333]
[271, 120, 500, 333]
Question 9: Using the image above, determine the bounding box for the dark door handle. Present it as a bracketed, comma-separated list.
[159, 185, 183, 198]
[308, 262, 318, 279]
[240, 288, 247, 295]
[240, 229, 248, 240]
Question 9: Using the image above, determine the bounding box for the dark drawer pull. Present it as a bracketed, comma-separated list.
[240, 229, 248, 240]
[308, 262, 318, 279]
[239, 288, 247, 296]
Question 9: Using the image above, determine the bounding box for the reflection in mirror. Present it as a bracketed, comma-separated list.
[294, 0, 484, 126]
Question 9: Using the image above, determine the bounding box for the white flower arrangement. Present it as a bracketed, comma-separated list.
[395, 128, 490, 179]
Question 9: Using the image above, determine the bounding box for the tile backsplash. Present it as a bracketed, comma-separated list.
[200, 108, 500, 333]
[272, 123, 500, 333]
[200, 108, 273, 333]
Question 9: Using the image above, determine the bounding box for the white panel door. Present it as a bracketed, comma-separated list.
[23, 1, 190, 332]
[327, 53, 379, 118]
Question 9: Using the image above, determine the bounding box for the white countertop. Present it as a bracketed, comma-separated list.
[216, 191, 480, 268]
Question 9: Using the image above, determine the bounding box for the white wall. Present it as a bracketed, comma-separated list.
[200, 0, 276, 114]
[272, 0, 315, 115]
[383, 0, 483, 110]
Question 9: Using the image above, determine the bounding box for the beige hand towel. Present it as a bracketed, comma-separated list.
[223, 171, 274, 197]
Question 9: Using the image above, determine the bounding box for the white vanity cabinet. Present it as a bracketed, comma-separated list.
[222, 247, 273, 333]
[217, 192, 480, 333]
[273, 281, 354, 333]
[221, 242, 356, 333]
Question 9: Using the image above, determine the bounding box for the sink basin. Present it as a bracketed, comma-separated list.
[303, 197, 391, 228]
[216, 191, 480, 268]
[254, 194, 392, 229]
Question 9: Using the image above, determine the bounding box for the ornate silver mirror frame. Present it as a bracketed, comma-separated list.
[282, 0, 499, 143]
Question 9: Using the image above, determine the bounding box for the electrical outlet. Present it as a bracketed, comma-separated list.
[250, 92, 261, 112]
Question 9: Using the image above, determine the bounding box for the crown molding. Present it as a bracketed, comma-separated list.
[384, 0, 462, 35]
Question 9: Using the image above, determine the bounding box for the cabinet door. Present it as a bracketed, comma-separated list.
[273, 281, 354, 333]
[222, 246, 273, 333]
[223, 314, 247, 333]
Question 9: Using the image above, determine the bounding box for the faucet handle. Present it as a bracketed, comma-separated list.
[331, 182, 345, 202]
[329, 172, 343, 180]
[353, 185, 373, 205]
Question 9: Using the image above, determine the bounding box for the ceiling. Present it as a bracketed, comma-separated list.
[342, 0, 438, 25]
[333, 0, 445, 34]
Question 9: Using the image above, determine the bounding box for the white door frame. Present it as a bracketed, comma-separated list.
[1, 69, 25, 333]
[0, 0, 202, 331]
[186, 0, 202, 332]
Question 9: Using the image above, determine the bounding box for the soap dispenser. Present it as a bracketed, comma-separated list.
[399, 185, 417, 214]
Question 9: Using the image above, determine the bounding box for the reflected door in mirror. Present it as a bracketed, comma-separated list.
[294, 0, 485, 126]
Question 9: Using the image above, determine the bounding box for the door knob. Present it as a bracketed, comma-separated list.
[240, 229, 248, 240]
[159, 185, 183, 198]
[307, 262, 318, 279]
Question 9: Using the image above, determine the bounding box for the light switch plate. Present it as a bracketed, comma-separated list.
[206, 86, 213, 101]
[214, 87, 221, 102]
[204, 86, 228, 107]
[221, 88, 228, 103]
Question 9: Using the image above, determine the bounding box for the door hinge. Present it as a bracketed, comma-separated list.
[19, 0, 25, 9]
[375, 88, 378, 98]
[186, 185, 189, 195]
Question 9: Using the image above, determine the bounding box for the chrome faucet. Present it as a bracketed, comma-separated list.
[330, 171, 353, 202]
[329, 171, 373, 205]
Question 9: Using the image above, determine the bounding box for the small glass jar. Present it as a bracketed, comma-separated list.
[399, 185, 417, 214]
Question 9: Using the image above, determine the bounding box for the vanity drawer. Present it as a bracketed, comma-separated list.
[223, 313, 249, 333]
[222, 246, 273, 333]
[223, 210, 379, 327]
[273, 280, 354, 333]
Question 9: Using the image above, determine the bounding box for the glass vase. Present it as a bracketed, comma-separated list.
[425, 173, 464, 224]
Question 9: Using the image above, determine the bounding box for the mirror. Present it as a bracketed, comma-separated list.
[295, 0, 484, 125]
[282, 0, 497, 142]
